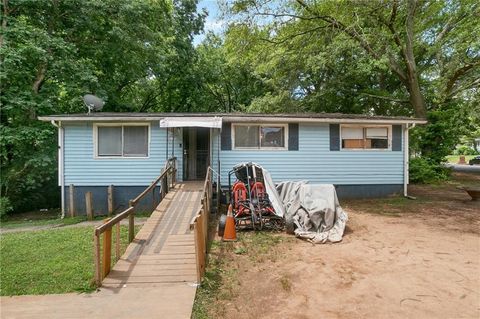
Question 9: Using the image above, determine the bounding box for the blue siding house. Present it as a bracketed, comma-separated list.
[39, 113, 426, 216]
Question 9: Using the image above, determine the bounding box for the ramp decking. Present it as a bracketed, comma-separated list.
[1, 182, 204, 319]
[102, 182, 203, 288]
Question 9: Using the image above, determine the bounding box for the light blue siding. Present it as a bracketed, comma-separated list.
[219, 123, 404, 185]
[64, 122, 182, 186]
[64, 122, 404, 187]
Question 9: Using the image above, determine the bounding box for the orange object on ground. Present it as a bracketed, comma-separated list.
[222, 204, 237, 241]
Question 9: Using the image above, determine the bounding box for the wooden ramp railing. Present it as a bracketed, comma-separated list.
[190, 167, 214, 283]
[93, 157, 177, 286]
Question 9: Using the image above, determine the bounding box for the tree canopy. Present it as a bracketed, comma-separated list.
[1, 0, 478, 214]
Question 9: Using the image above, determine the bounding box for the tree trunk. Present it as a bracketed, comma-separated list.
[0, 0, 8, 49]
[405, 0, 427, 119]
[406, 76, 427, 118]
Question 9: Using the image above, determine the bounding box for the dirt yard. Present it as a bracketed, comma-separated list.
[194, 172, 480, 319]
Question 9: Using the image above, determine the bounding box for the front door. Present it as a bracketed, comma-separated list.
[183, 128, 210, 180]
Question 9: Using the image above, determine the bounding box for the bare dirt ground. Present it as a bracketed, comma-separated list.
[198, 172, 480, 319]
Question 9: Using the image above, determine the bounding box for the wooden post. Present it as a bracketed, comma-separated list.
[128, 200, 134, 243]
[102, 219, 112, 278]
[107, 185, 114, 216]
[69, 184, 75, 217]
[115, 223, 120, 261]
[93, 231, 101, 286]
[85, 191, 93, 221]
[152, 187, 156, 211]
[161, 176, 166, 199]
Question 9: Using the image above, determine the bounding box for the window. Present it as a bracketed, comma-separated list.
[96, 124, 149, 157]
[341, 125, 389, 150]
[233, 124, 286, 149]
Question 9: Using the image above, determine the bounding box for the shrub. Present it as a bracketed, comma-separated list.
[409, 157, 450, 184]
[455, 145, 478, 155]
[0, 197, 14, 220]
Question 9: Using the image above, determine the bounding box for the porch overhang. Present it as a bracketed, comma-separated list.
[159, 117, 222, 129]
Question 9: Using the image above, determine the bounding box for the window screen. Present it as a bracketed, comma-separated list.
[98, 127, 122, 156]
[261, 126, 285, 147]
[234, 125, 259, 148]
[97, 125, 148, 157]
[124, 126, 148, 156]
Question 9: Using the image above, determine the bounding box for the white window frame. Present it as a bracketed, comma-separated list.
[232, 123, 289, 151]
[93, 123, 151, 159]
[340, 124, 392, 151]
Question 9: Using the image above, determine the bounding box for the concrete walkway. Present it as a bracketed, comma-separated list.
[1, 182, 203, 319]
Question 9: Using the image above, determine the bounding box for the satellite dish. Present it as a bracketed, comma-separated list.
[83, 94, 105, 114]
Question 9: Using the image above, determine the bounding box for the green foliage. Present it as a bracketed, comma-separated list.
[0, 0, 205, 214]
[224, 0, 480, 163]
[454, 145, 478, 155]
[410, 109, 474, 165]
[0, 197, 13, 219]
[409, 157, 450, 184]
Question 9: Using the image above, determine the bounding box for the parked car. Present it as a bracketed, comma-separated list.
[469, 156, 480, 165]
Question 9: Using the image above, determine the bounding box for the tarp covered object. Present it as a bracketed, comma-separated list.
[276, 182, 348, 244]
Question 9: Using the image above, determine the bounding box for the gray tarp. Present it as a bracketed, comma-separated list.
[232, 163, 348, 243]
[276, 182, 348, 244]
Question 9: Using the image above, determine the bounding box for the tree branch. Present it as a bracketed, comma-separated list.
[361, 92, 409, 104]
[259, 25, 328, 45]
[444, 60, 480, 97]
[296, 0, 408, 83]
[32, 64, 47, 94]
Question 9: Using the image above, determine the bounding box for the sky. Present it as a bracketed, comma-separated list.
[194, 0, 224, 46]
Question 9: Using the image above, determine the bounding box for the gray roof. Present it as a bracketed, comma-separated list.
[38, 112, 427, 124]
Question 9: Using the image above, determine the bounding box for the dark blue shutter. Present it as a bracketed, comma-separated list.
[288, 123, 299, 151]
[330, 124, 340, 151]
[221, 122, 232, 150]
[392, 125, 402, 151]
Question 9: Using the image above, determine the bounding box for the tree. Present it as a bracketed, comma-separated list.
[226, 0, 479, 118]
[0, 0, 205, 214]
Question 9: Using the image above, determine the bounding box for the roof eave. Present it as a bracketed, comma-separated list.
[39, 115, 427, 125]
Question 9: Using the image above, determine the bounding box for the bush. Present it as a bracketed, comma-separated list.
[409, 157, 450, 184]
[0, 197, 14, 220]
[455, 145, 478, 155]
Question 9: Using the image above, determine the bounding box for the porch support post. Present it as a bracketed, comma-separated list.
[165, 127, 169, 160]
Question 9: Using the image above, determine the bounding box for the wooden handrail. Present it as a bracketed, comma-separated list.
[95, 206, 134, 235]
[190, 166, 213, 283]
[130, 167, 171, 206]
[93, 157, 177, 287]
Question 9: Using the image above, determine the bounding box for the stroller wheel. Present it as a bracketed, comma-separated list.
[218, 214, 227, 237]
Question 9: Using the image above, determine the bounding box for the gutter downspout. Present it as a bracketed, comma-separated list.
[51, 120, 65, 218]
[404, 123, 416, 197]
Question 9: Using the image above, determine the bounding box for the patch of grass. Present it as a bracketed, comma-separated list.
[0, 225, 139, 296]
[344, 196, 431, 217]
[279, 276, 292, 292]
[0, 216, 86, 229]
[445, 155, 475, 164]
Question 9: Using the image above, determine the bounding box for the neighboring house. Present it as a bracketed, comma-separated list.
[39, 113, 426, 215]
[475, 138, 480, 152]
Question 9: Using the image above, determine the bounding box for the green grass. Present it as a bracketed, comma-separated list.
[0, 225, 139, 296]
[0, 216, 86, 229]
[445, 155, 475, 163]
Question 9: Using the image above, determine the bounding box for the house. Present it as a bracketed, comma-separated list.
[38, 112, 427, 215]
